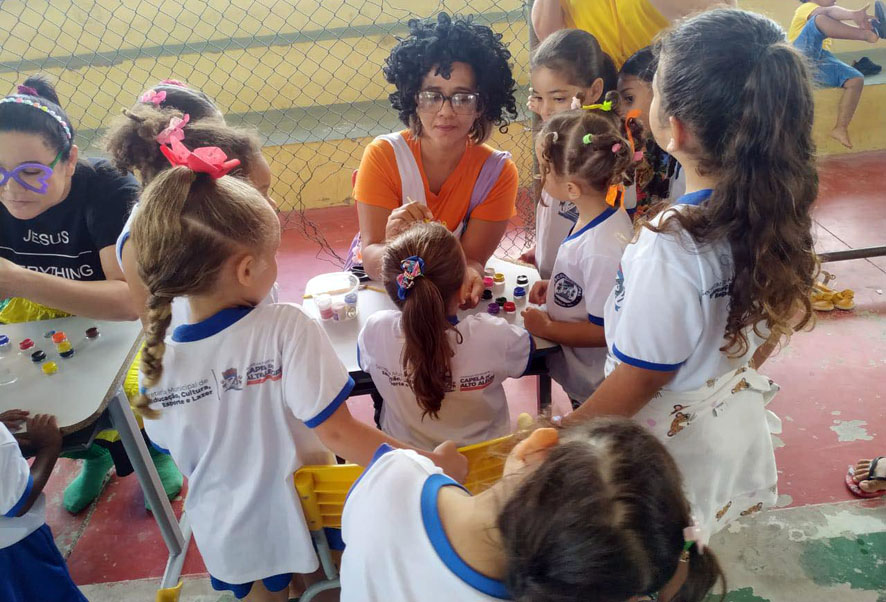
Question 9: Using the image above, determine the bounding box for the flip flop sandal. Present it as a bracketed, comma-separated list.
[811, 291, 835, 311]
[845, 457, 886, 498]
[832, 290, 856, 311]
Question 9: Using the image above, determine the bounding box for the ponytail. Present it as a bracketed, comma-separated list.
[382, 223, 466, 420]
[135, 294, 173, 419]
[651, 9, 817, 356]
[670, 547, 726, 602]
[400, 277, 459, 418]
[130, 166, 279, 420]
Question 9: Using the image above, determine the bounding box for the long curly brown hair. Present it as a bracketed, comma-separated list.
[648, 9, 817, 357]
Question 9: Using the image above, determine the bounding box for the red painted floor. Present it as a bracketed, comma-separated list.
[42, 151, 886, 586]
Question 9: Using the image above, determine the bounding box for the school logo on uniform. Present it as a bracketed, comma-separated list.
[246, 360, 283, 385]
[459, 372, 494, 392]
[558, 201, 579, 223]
[221, 368, 243, 392]
[552, 273, 583, 308]
[613, 265, 625, 311]
[703, 278, 731, 300]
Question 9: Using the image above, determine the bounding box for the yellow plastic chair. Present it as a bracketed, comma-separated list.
[155, 580, 182, 602]
[293, 433, 515, 601]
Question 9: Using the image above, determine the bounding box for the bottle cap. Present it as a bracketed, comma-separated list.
[52, 332, 68, 344]
[44, 330, 56, 339]
[504, 302, 516, 313]
[493, 273, 505, 283]
[482, 289, 493, 300]
[516, 275, 529, 285]
[85, 326, 99, 339]
[344, 293, 358, 304]
[0, 335, 8, 346]
[315, 293, 332, 309]
[513, 286, 526, 297]
[42, 361, 58, 375]
[31, 350, 47, 362]
[487, 303, 500, 315]
[495, 297, 508, 307]
[57, 340, 73, 354]
[483, 277, 494, 288]
[20, 338, 35, 350]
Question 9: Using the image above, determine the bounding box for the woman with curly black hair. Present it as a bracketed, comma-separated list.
[350, 12, 520, 308]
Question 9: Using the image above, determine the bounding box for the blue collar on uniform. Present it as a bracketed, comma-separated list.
[172, 306, 254, 342]
[675, 189, 713, 207]
[421, 474, 511, 599]
[446, 316, 459, 325]
[563, 206, 617, 243]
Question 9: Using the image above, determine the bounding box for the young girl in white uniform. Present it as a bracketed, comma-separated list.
[567, 9, 818, 533]
[521, 99, 638, 406]
[525, 28, 617, 278]
[341, 418, 727, 602]
[131, 145, 466, 601]
[358, 222, 532, 449]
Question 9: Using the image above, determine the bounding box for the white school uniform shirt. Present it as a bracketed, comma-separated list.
[341, 446, 510, 602]
[534, 190, 578, 280]
[115, 203, 278, 327]
[604, 189, 752, 391]
[546, 207, 632, 401]
[0, 423, 45, 549]
[358, 311, 532, 449]
[142, 303, 354, 584]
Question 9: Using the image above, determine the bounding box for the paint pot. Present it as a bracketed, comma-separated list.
[503, 301, 517, 321]
[516, 275, 529, 287]
[513, 286, 527, 307]
[482, 289, 493, 301]
[495, 297, 508, 307]
[483, 277, 494, 291]
[344, 293, 359, 319]
[315, 294, 334, 321]
[493, 273, 506, 295]
[332, 300, 348, 322]
[484, 267, 495, 278]
[85, 327, 100, 340]
[487, 303, 500, 316]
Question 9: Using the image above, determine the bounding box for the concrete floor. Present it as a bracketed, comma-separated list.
[44, 150, 886, 601]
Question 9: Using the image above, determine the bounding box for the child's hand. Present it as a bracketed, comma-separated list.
[459, 265, 484, 310]
[528, 280, 549, 305]
[519, 246, 537, 268]
[432, 440, 469, 483]
[521, 307, 552, 338]
[18, 414, 62, 452]
[0, 409, 29, 431]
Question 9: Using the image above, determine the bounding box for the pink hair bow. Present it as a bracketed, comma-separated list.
[156, 114, 190, 145]
[17, 85, 39, 97]
[159, 138, 240, 179]
[140, 89, 166, 106]
[160, 79, 187, 87]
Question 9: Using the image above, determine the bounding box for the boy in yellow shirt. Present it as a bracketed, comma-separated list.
[789, 0, 885, 148]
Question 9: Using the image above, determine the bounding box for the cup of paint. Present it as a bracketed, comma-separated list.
[493, 273, 505, 295]
[305, 272, 360, 322]
[487, 302, 500, 316]
[484, 267, 495, 278]
[516, 274, 529, 287]
[503, 301, 517, 320]
[482, 289, 493, 301]
[483, 276, 494, 291]
[513, 286, 527, 306]
[495, 296, 508, 307]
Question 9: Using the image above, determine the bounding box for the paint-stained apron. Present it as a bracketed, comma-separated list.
[636, 365, 782, 533]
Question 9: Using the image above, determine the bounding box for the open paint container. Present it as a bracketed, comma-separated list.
[305, 272, 360, 322]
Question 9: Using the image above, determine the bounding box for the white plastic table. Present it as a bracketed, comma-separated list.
[0, 316, 189, 592]
[304, 257, 557, 411]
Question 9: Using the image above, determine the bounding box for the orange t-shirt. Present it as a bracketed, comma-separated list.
[353, 131, 518, 231]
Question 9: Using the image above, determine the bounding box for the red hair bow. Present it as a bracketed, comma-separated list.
[160, 138, 240, 179]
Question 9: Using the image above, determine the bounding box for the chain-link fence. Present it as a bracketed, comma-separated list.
[0, 0, 538, 266]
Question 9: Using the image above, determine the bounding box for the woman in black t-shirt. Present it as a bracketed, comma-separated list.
[0, 76, 138, 322]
